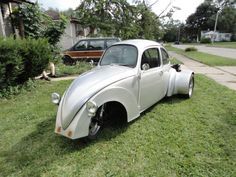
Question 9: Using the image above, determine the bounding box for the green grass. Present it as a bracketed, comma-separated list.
[55, 62, 91, 77]
[167, 45, 236, 66]
[0, 75, 235, 176]
[207, 42, 236, 49]
[170, 57, 183, 64]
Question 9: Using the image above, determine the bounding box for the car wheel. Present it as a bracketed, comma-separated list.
[88, 105, 105, 139]
[63, 56, 76, 65]
[186, 74, 194, 98]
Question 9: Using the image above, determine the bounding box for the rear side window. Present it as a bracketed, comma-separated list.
[161, 48, 169, 65]
[106, 39, 118, 48]
[141, 48, 160, 69]
[74, 41, 88, 51]
[88, 40, 105, 50]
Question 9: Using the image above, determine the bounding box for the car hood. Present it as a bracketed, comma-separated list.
[60, 65, 135, 129]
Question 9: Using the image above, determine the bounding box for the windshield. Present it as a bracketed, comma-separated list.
[100, 45, 138, 68]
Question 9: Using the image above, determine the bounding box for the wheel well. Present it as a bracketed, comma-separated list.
[100, 101, 128, 125]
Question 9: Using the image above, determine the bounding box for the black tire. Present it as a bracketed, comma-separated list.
[88, 106, 105, 139]
[63, 55, 76, 65]
[185, 74, 194, 98]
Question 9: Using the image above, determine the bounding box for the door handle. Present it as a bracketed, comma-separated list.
[137, 72, 141, 80]
[159, 71, 163, 76]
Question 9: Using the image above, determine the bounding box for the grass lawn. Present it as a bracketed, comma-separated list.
[170, 56, 183, 65]
[207, 42, 236, 49]
[166, 45, 236, 66]
[54, 62, 91, 77]
[0, 76, 236, 177]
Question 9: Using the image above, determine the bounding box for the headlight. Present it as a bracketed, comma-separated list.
[86, 101, 98, 117]
[51, 93, 60, 105]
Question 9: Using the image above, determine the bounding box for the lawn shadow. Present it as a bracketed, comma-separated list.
[0, 117, 88, 176]
[0, 115, 130, 176]
[142, 95, 186, 115]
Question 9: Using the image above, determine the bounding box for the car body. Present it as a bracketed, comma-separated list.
[63, 37, 120, 65]
[53, 39, 194, 139]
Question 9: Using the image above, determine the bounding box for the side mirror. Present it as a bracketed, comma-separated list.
[142, 63, 150, 71]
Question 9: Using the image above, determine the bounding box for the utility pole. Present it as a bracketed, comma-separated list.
[212, 10, 220, 44]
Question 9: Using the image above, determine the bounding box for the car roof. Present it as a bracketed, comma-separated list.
[114, 39, 162, 49]
[78, 37, 119, 41]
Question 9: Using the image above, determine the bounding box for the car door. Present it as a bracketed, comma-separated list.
[87, 40, 105, 60]
[160, 47, 171, 93]
[139, 47, 165, 111]
[69, 40, 89, 59]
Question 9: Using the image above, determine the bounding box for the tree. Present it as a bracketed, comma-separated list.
[185, 0, 236, 40]
[162, 19, 182, 42]
[135, 3, 162, 40]
[12, 3, 67, 47]
[185, 1, 218, 39]
[75, 0, 163, 40]
[217, 6, 236, 33]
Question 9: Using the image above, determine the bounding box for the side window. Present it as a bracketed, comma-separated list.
[88, 40, 105, 50]
[74, 41, 88, 51]
[161, 48, 169, 65]
[106, 39, 118, 48]
[141, 48, 160, 70]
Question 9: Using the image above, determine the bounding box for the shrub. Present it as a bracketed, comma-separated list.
[18, 38, 52, 83]
[185, 47, 198, 52]
[230, 34, 236, 42]
[200, 37, 211, 44]
[0, 79, 36, 99]
[0, 38, 24, 88]
[0, 37, 52, 90]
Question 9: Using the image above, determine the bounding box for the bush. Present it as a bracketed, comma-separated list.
[0, 37, 52, 90]
[0, 79, 36, 99]
[185, 47, 198, 52]
[200, 37, 211, 44]
[230, 34, 236, 42]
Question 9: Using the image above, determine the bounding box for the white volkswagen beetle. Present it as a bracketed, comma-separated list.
[52, 39, 194, 139]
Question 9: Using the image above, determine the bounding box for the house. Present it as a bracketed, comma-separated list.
[201, 30, 232, 42]
[0, 0, 33, 38]
[45, 9, 98, 50]
[59, 17, 98, 50]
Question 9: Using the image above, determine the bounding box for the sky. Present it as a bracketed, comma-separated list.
[33, 0, 205, 22]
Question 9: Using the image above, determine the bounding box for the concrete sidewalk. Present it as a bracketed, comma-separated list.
[169, 51, 236, 91]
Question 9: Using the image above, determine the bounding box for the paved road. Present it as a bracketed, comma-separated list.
[173, 44, 236, 59]
[169, 51, 236, 90]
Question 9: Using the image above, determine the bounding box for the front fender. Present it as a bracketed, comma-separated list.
[90, 85, 140, 122]
[55, 78, 140, 139]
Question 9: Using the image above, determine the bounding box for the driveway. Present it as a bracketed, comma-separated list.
[173, 44, 236, 59]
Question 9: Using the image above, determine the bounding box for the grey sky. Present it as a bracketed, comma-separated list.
[33, 0, 204, 22]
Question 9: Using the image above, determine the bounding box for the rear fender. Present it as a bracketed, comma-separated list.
[167, 68, 194, 96]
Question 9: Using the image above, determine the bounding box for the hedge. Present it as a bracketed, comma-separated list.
[185, 47, 198, 52]
[200, 37, 211, 44]
[0, 37, 52, 90]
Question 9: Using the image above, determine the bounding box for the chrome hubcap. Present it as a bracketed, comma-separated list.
[189, 78, 194, 97]
[89, 121, 100, 136]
